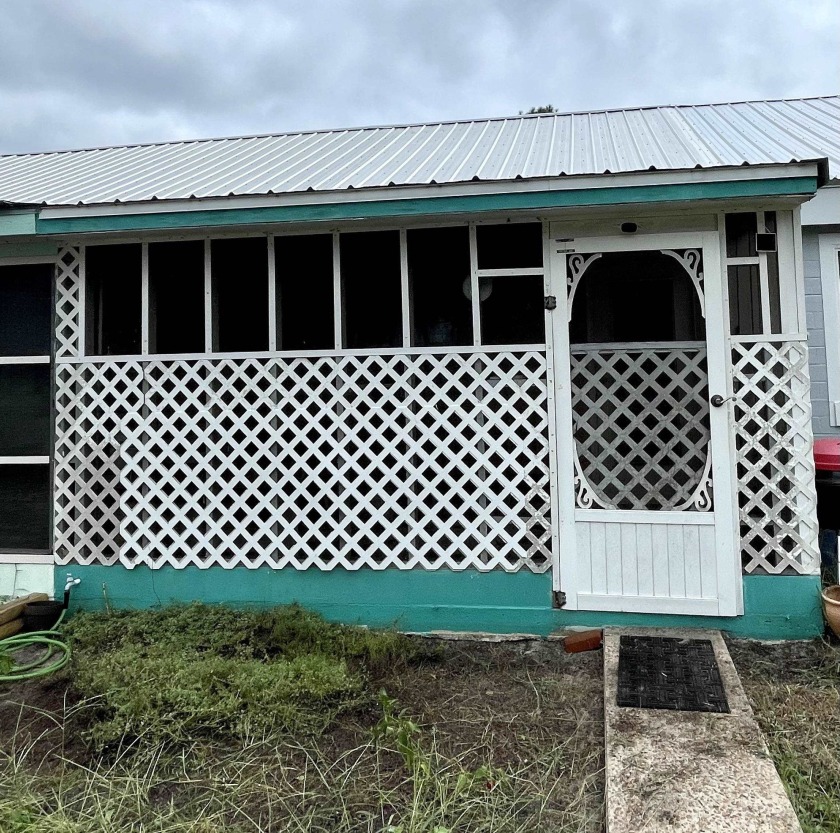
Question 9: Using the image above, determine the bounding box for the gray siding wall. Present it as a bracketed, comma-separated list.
[804, 227, 840, 438]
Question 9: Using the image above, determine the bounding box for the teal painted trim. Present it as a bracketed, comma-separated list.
[0, 210, 37, 236]
[59, 567, 824, 641]
[36, 177, 818, 235]
[0, 239, 57, 258]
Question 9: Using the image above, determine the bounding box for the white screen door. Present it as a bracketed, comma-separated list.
[549, 231, 740, 616]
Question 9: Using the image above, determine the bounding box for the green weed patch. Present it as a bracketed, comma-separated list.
[66, 603, 436, 745]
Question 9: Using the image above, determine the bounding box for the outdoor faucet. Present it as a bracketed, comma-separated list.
[63, 573, 81, 609]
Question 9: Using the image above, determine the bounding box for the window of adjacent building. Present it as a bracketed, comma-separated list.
[275, 234, 334, 350]
[86, 243, 143, 355]
[149, 240, 205, 354]
[212, 237, 269, 352]
[408, 226, 472, 347]
[340, 230, 402, 349]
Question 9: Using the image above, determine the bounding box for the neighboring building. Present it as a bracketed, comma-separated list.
[802, 139, 840, 438]
[0, 96, 838, 638]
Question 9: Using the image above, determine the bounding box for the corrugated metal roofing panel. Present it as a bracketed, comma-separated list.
[0, 96, 837, 207]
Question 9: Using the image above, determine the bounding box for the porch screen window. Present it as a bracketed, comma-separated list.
[479, 275, 545, 344]
[86, 243, 142, 356]
[0, 266, 52, 355]
[341, 230, 402, 349]
[212, 238, 269, 352]
[476, 223, 542, 269]
[275, 234, 334, 350]
[0, 365, 51, 456]
[0, 263, 53, 553]
[149, 240, 205, 354]
[0, 465, 51, 551]
[474, 222, 545, 346]
[408, 227, 472, 347]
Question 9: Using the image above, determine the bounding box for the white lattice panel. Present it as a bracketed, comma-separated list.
[570, 346, 712, 511]
[55, 246, 83, 359]
[732, 340, 819, 575]
[55, 352, 553, 572]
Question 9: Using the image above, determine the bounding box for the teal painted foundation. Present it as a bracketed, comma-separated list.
[58, 566, 823, 640]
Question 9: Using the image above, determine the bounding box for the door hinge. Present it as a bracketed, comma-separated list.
[552, 589, 567, 609]
[544, 295, 557, 311]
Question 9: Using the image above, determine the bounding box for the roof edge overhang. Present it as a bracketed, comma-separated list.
[17, 162, 822, 237]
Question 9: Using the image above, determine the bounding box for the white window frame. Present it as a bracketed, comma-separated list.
[819, 233, 840, 425]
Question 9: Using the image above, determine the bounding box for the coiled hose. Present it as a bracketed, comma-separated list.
[0, 609, 71, 682]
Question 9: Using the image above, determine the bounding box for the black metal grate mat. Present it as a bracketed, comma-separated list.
[617, 635, 730, 713]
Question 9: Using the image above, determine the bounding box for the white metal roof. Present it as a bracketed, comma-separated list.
[0, 96, 837, 208]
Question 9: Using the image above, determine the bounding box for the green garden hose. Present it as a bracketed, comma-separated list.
[0, 609, 70, 682]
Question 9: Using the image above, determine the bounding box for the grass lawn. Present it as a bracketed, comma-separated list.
[0, 605, 604, 832]
[729, 638, 840, 833]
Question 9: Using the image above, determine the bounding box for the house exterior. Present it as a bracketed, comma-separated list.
[800, 118, 840, 439]
[0, 95, 837, 638]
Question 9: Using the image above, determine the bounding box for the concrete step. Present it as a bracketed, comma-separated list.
[604, 628, 801, 833]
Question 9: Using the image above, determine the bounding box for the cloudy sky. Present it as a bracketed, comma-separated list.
[0, 0, 837, 154]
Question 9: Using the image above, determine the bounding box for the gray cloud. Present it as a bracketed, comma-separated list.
[0, 0, 837, 153]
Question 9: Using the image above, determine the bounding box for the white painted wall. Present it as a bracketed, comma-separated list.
[0, 563, 54, 598]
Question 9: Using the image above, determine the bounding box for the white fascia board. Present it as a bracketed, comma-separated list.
[37, 162, 822, 220]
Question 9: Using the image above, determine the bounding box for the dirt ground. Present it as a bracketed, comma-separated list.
[0, 636, 605, 833]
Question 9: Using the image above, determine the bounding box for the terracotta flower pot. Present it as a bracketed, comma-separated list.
[821, 585, 840, 637]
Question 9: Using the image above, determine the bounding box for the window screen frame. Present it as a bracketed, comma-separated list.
[0, 257, 56, 558]
[79, 221, 547, 360]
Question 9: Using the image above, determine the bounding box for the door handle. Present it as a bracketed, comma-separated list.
[710, 394, 729, 408]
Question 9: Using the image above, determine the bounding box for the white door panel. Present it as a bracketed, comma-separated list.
[549, 230, 740, 616]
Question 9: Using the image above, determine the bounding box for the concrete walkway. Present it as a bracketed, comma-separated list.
[604, 628, 802, 833]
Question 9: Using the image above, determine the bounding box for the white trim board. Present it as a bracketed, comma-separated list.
[37, 162, 822, 220]
[0, 553, 54, 565]
[819, 233, 840, 425]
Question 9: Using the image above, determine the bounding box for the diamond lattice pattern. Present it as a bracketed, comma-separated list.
[732, 340, 819, 574]
[54, 352, 552, 572]
[55, 246, 82, 359]
[570, 346, 712, 510]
